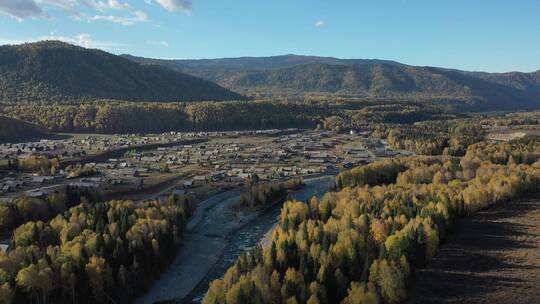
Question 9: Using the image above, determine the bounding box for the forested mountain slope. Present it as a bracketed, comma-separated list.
[0, 116, 48, 142]
[199, 64, 540, 110]
[122, 54, 402, 72]
[0, 41, 244, 103]
[472, 70, 540, 97]
[125, 54, 540, 111]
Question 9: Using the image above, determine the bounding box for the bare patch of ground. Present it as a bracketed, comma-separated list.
[407, 198, 540, 304]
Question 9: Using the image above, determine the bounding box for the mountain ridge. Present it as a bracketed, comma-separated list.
[121, 53, 403, 72]
[124, 54, 540, 111]
[0, 41, 244, 103]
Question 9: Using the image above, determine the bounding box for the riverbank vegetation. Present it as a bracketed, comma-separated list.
[0, 195, 191, 304]
[0, 187, 99, 233]
[233, 179, 305, 212]
[373, 120, 484, 156]
[203, 136, 540, 304]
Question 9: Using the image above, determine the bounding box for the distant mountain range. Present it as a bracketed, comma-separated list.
[1, 41, 538, 111]
[0, 41, 244, 103]
[121, 54, 402, 72]
[124, 54, 540, 111]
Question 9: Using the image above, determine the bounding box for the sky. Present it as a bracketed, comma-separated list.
[0, 0, 539, 73]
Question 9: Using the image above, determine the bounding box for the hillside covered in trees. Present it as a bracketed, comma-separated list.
[125, 55, 540, 111]
[0, 41, 244, 104]
[122, 54, 402, 73]
[0, 100, 454, 134]
[202, 136, 540, 304]
[0, 116, 48, 143]
[193, 64, 540, 111]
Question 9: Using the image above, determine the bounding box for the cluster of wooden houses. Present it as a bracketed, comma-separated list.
[0, 128, 412, 204]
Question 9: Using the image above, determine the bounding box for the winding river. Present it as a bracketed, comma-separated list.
[137, 175, 336, 304]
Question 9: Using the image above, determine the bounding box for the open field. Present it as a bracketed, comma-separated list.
[485, 125, 540, 141]
[407, 198, 540, 304]
[58, 133, 115, 140]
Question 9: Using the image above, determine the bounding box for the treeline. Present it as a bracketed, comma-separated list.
[11, 154, 96, 179]
[14, 154, 59, 175]
[234, 179, 304, 211]
[464, 135, 540, 165]
[203, 138, 540, 304]
[0, 186, 99, 232]
[335, 159, 404, 189]
[321, 102, 457, 133]
[0, 100, 458, 135]
[334, 156, 454, 190]
[374, 119, 484, 156]
[380, 112, 540, 158]
[0, 101, 327, 134]
[479, 111, 540, 127]
[0, 195, 190, 303]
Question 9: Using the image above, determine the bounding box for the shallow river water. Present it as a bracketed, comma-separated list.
[184, 175, 336, 303]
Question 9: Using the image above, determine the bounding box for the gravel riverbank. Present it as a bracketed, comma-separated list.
[136, 175, 336, 304]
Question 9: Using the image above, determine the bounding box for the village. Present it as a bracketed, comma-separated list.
[0, 128, 411, 203]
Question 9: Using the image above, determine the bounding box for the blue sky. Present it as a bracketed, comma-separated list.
[0, 0, 539, 72]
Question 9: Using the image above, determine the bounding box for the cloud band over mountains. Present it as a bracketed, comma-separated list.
[0, 0, 192, 22]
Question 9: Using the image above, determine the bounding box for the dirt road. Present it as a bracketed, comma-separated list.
[407, 198, 540, 304]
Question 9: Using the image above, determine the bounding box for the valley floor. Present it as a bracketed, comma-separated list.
[407, 197, 540, 304]
[135, 175, 335, 304]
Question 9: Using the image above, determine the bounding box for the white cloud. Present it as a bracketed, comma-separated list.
[38, 0, 78, 12]
[0, 0, 43, 20]
[99, 0, 131, 11]
[134, 10, 148, 20]
[147, 0, 192, 13]
[0, 32, 126, 52]
[38, 0, 131, 13]
[0, 0, 156, 25]
[90, 9, 148, 25]
[160, 40, 169, 47]
[74, 33, 92, 47]
[42, 33, 126, 51]
[315, 20, 325, 28]
[90, 14, 130, 25]
[0, 38, 35, 45]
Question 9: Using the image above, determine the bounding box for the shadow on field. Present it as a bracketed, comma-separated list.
[407, 199, 540, 304]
